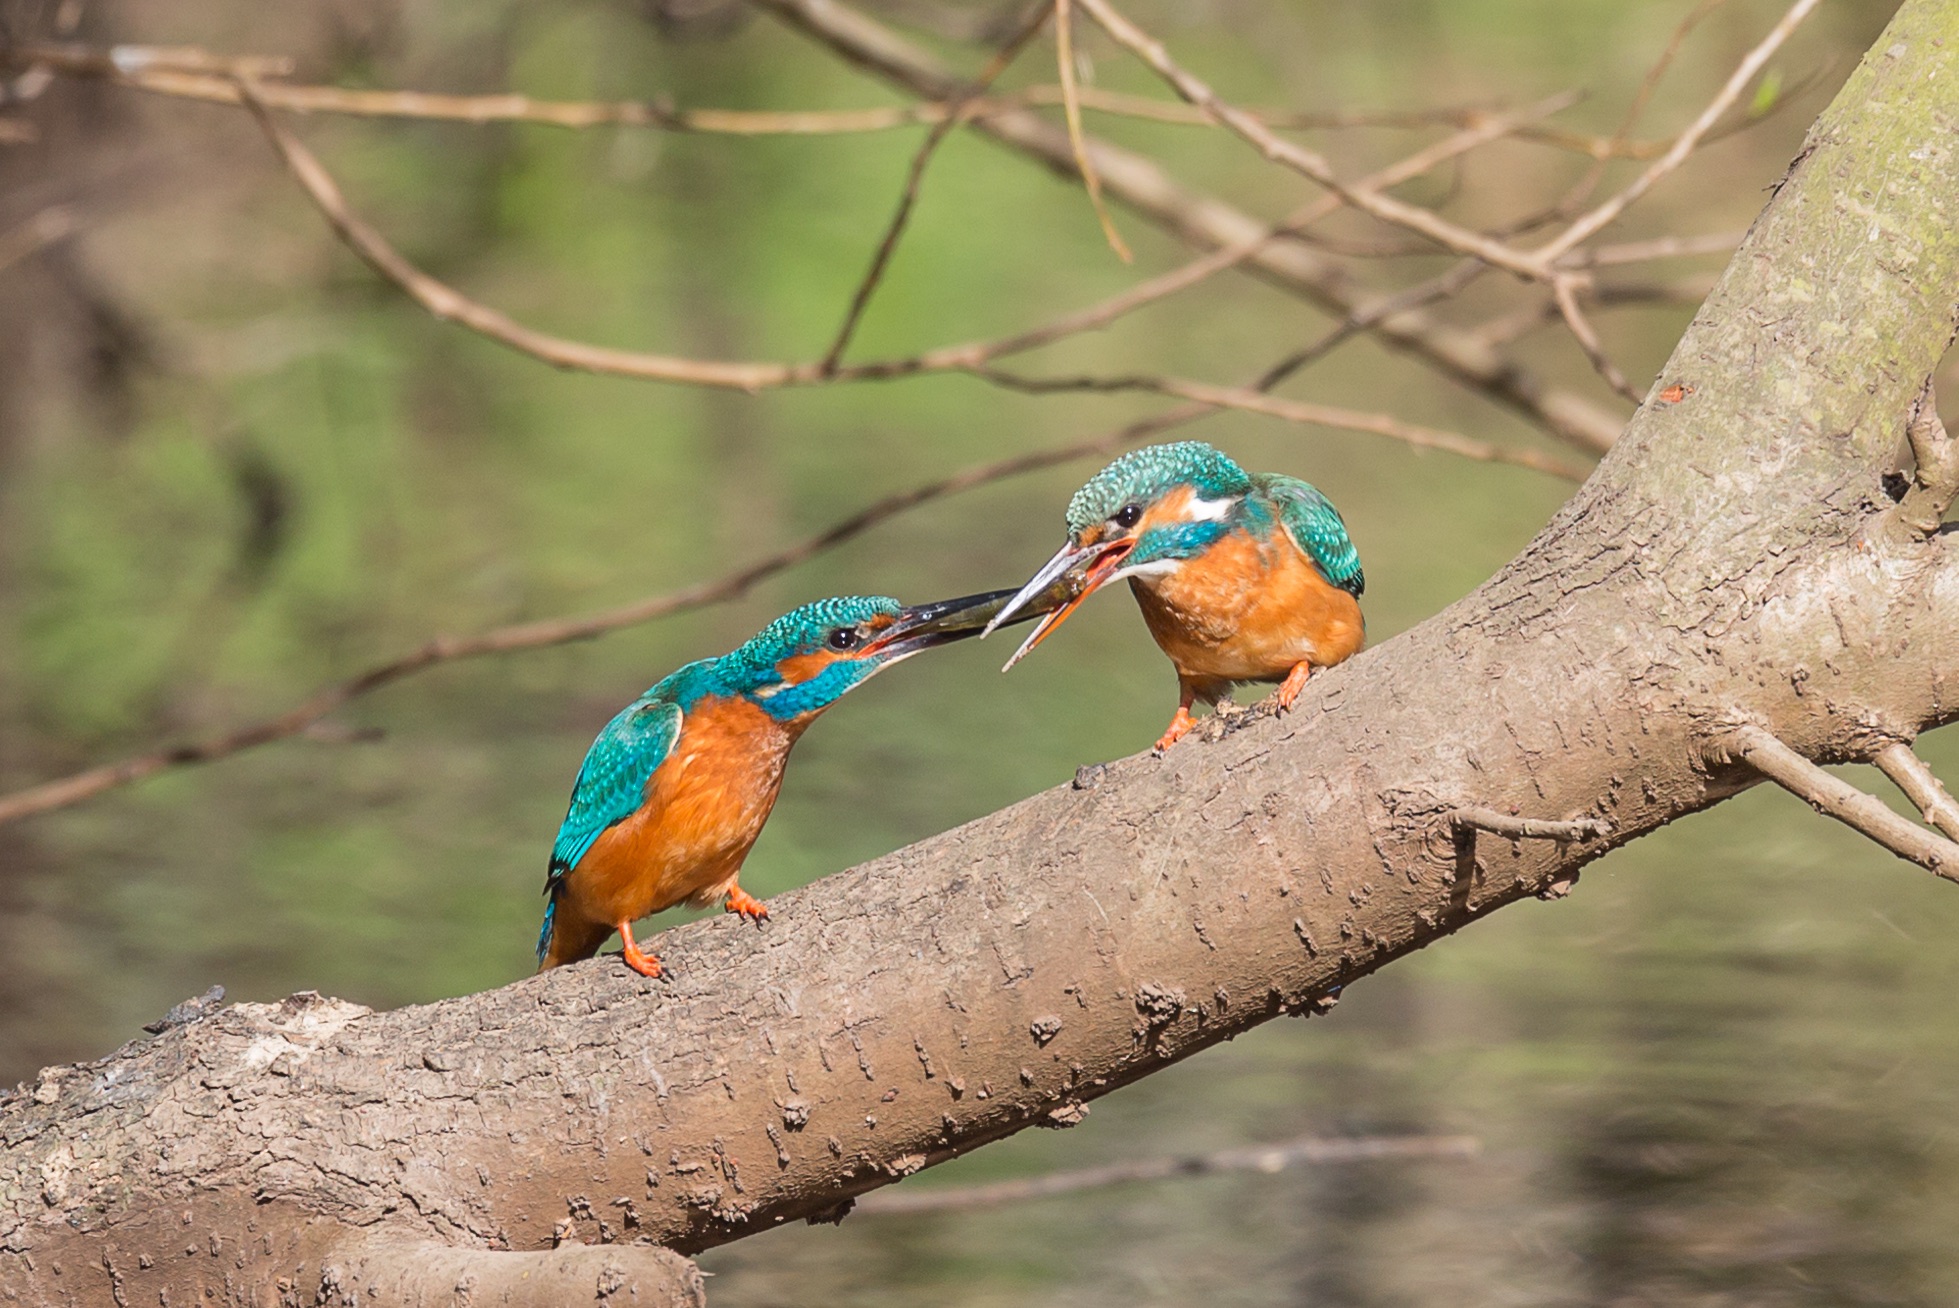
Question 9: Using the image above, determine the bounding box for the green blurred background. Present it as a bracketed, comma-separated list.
[6, 0, 1958, 1302]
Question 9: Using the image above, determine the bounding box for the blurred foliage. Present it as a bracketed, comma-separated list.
[0, 0, 1949, 1301]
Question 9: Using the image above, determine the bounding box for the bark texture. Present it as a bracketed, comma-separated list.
[4, 4, 1959, 1305]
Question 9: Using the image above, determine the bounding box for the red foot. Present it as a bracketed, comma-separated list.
[725, 886, 770, 921]
[1153, 706, 1199, 754]
[616, 922, 663, 978]
[1274, 662, 1313, 713]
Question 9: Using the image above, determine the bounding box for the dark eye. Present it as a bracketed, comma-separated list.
[1113, 504, 1143, 530]
[827, 627, 860, 651]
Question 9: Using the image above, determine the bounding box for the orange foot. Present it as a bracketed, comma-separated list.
[1153, 706, 1199, 755]
[1273, 661, 1313, 713]
[725, 886, 770, 921]
[616, 922, 663, 978]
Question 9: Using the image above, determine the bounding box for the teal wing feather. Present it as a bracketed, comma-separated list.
[539, 695, 684, 962]
[1254, 472, 1364, 596]
[547, 695, 684, 885]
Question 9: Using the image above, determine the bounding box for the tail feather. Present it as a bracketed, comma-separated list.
[535, 895, 558, 966]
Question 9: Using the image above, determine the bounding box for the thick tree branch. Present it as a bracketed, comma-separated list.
[6, 5, 1959, 1305]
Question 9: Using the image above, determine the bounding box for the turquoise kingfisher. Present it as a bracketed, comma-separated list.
[538, 590, 1027, 975]
[984, 440, 1365, 752]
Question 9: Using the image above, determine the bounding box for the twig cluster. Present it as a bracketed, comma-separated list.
[0, 0, 1817, 824]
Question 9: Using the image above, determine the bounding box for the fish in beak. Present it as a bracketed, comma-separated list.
[982, 537, 1135, 671]
[862, 587, 1047, 661]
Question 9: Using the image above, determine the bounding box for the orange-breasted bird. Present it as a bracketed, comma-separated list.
[985, 441, 1365, 752]
[538, 591, 1020, 975]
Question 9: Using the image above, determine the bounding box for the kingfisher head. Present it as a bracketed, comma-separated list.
[716, 590, 1019, 722]
[984, 441, 1253, 667]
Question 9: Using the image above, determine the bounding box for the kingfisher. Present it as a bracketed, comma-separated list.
[538, 591, 1022, 975]
[985, 441, 1365, 752]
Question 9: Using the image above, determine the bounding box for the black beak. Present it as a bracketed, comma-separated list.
[866, 588, 1049, 658]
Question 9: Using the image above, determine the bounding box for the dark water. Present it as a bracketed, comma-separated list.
[2, 0, 1946, 1302]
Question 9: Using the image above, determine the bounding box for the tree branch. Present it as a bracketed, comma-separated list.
[751, 0, 1627, 454]
[1717, 726, 1959, 882]
[1874, 742, 1959, 843]
[1450, 807, 1609, 842]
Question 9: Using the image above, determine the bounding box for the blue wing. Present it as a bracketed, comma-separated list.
[1255, 473, 1364, 597]
[546, 694, 684, 887]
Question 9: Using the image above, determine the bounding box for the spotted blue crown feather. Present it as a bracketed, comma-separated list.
[1065, 441, 1253, 535]
[537, 595, 902, 963]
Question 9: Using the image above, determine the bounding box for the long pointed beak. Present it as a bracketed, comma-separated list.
[997, 539, 1133, 672]
[863, 587, 1037, 659]
[982, 540, 1101, 640]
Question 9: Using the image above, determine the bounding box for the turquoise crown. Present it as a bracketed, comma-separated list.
[1064, 442, 1252, 536]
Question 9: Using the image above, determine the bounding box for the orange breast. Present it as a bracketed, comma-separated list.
[559, 696, 801, 930]
[1131, 528, 1364, 687]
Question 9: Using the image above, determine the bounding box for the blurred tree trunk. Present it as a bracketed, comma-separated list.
[4, 3, 1958, 1305]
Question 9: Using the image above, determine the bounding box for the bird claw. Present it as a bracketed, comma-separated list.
[1152, 706, 1199, 755]
[618, 930, 664, 979]
[725, 887, 770, 921]
[1272, 662, 1313, 714]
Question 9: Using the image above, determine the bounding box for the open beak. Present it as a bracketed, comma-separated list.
[986, 538, 1135, 672]
[863, 587, 1041, 661]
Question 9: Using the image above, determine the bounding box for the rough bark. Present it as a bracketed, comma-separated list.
[4, 4, 1959, 1305]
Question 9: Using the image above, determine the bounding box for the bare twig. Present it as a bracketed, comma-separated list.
[235, 65, 1596, 475]
[1874, 743, 1959, 843]
[1553, 274, 1646, 403]
[1072, 0, 1544, 280]
[818, 1, 1052, 372]
[1721, 725, 1959, 882]
[754, 0, 1626, 453]
[8, 39, 1780, 161]
[1054, 0, 1131, 261]
[1450, 807, 1608, 842]
[1556, 0, 1729, 213]
[855, 1132, 1479, 1215]
[1539, 0, 1820, 261]
[1558, 230, 1745, 269]
[980, 369, 1591, 479]
[913, 93, 1577, 373]
[234, 79, 806, 390]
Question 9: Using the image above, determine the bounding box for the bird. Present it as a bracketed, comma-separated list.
[984, 441, 1364, 753]
[537, 590, 1022, 975]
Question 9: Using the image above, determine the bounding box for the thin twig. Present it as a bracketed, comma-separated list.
[1072, 0, 1544, 281]
[908, 93, 1577, 374]
[1555, 0, 1729, 213]
[978, 369, 1591, 480]
[1451, 807, 1608, 842]
[754, 0, 1625, 453]
[854, 1133, 1479, 1215]
[1539, 0, 1820, 262]
[1721, 725, 1959, 883]
[1875, 743, 1959, 844]
[236, 64, 1593, 471]
[1054, 0, 1131, 261]
[1553, 274, 1646, 403]
[818, 1, 1053, 373]
[9, 39, 1776, 161]
[1558, 230, 1744, 269]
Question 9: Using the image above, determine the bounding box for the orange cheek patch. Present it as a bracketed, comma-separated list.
[773, 649, 846, 684]
[1139, 486, 1196, 535]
